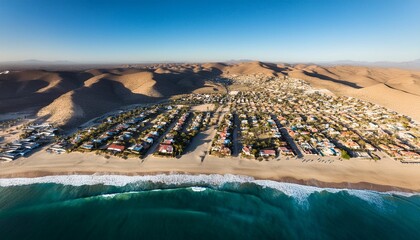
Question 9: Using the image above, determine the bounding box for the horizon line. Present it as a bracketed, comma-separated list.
[1, 58, 420, 66]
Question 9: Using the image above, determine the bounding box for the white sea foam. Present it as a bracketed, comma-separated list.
[0, 174, 417, 205]
[191, 187, 207, 192]
[0, 174, 253, 188]
[100, 193, 118, 198]
[384, 191, 419, 197]
[253, 179, 391, 207]
[99, 191, 141, 199]
[345, 189, 385, 208]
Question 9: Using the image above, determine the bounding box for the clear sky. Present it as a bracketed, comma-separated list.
[0, 0, 419, 63]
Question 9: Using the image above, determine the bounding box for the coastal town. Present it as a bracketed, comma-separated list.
[1, 74, 419, 164]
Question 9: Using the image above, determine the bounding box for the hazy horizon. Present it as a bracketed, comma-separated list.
[1, 0, 420, 63]
[1, 58, 420, 66]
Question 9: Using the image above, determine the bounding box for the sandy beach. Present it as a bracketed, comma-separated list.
[1, 145, 419, 192]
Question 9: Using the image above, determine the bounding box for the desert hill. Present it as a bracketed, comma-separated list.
[288, 65, 420, 95]
[1, 61, 420, 128]
[34, 67, 224, 127]
[286, 65, 420, 120]
[0, 70, 92, 113]
[223, 61, 281, 77]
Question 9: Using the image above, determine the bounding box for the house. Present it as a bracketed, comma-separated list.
[400, 151, 419, 158]
[142, 142, 151, 150]
[0, 152, 19, 161]
[319, 147, 336, 156]
[23, 142, 40, 150]
[260, 149, 276, 157]
[353, 151, 371, 158]
[344, 140, 360, 150]
[48, 144, 66, 154]
[211, 145, 221, 152]
[106, 130, 118, 136]
[278, 146, 294, 156]
[220, 146, 231, 156]
[158, 144, 174, 154]
[242, 146, 252, 155]
[81, 142, 94, 150]
[107, 143, 125, 152]
[365, 143, 376, 151]
[273, 132, 282, 138]
[128, 144, 143, 153]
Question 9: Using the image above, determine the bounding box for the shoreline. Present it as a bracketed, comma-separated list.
[0, 170, 418, 193]
[1, 147, 420, 193]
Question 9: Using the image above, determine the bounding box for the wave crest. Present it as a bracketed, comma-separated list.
[0, 174, 417, 205]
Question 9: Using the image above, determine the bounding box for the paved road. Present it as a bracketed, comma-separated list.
[232, 113, 241, 157]
[179, 105, 228, 162]
[142, 116, 179, 159]
[271, 114, 304, 158]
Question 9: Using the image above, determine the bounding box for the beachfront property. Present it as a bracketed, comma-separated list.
[0, 123, 57, 161]
[210, 113, 234, 157]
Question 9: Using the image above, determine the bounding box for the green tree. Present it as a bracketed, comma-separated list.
[341, 149, 351, 159]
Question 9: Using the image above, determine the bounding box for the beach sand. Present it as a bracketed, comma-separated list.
[0, 145, 419, 192]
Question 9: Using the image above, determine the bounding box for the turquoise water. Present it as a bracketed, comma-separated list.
[0, 175, 419, 240]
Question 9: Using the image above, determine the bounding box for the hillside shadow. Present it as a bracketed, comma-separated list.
[0, 71, 94, 114]
[262, 62, 289, 73]
[62, 67, 225, 129]
[66, 78, 162, 129]
[303, 70, 363, 89]
[56, 71, 93, 90]
[152, 68, 223, 96]
[0, 79, 49, 99]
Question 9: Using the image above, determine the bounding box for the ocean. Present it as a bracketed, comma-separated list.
[0, 174, 419, 240]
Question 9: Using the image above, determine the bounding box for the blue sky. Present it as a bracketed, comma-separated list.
[0, 0, 419, 63]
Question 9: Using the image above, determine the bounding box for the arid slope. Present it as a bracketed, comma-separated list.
[287, 65, 420, 121]
[32, 67, 223, 127]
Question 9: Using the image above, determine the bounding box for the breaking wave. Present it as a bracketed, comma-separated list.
[0, 174, 417, 205]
